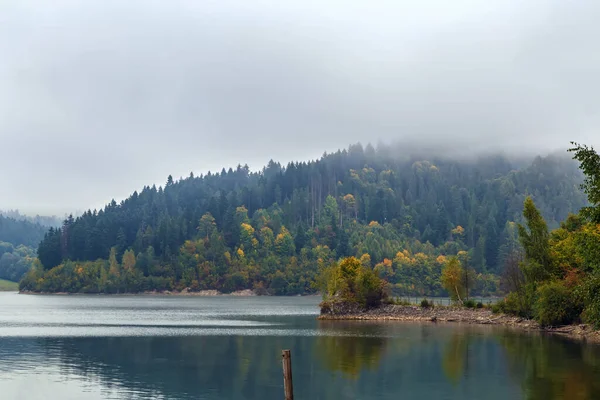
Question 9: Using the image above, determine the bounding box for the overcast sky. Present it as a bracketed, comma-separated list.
[1, 0, 599, 215]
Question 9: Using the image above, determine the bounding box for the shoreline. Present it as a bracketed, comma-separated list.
[18, 289, 254, 296]
[18, 289, 321, 297]
[318, 304, 600, 343]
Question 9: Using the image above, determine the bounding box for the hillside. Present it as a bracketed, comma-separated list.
[21, 144, 587, 295]
[0, 214, 47, 248]
[0, 215, 47, 283]
[0, 210, 63, 228]
[0, 278, 18, 291]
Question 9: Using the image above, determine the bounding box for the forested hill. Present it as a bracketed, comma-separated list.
[24, 144, 587, 295]
[0, 215, 46, 282]
[0, 215, 47, 248]
[0, 210, 63, 228]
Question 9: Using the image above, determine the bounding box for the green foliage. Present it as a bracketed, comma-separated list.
[420, 298, 432, 308]
[569, 142, 600, 223]
[575, 272, 600, 328]
[475, 301, 483, 309]
[320, 257, 386, 309]
[534, 280, 582, 327]
[518, 197, 556, 283]
[441, 257, 465, 303]
[0, 278, 18, 291]
[498, 144, 600, 329]
[463, 299, 476, 308]
[0, 214, 48, 248]
[383, 297, 411, 306]
[0, 242, 36, 282]
[27, 144, 587, 294]
[496, 290, 534, 318]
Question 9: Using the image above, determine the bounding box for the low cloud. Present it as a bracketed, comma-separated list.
[1, 0, 599, 214]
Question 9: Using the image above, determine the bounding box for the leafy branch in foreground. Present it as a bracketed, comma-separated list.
[569, 142, 600, 223]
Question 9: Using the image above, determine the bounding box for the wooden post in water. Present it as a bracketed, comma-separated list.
[282, 349, 294, 400]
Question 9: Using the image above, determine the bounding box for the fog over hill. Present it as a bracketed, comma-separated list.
[2, 0, 600, 215]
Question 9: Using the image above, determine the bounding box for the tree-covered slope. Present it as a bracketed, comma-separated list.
[0, 215, 47, 282]
[23, 144, 587, 295]
[0, 210, 63, 228]
[0, 214, 47, 248]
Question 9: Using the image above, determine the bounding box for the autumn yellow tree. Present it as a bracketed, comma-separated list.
[240, 223, 256, 251]
[319, 256, 386, 311]
[441, 257, 465, 303]
[359, 253, 372, 268]
[121, 249, 136, 272]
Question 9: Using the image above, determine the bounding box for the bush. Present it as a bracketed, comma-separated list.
[504, 289, 535, 318]
[476, 301, 484, 309]
[534, 280, 582, 327]
[384, 297, 410, 306]
[575, 272, 600, 328]
[318, 257, 387, 311]
[463, 299, 476, 308]
[490, 290, 534, 317]
[420, 298, 432, 308]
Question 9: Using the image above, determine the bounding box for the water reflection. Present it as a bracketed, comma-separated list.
[499, 333, 600, 400]
[315, 322, 388, 378]
[2, 293, 600, 400]
[4, 326, 599, 400]
[432, 328, 600, 400]
[442, 332, 470, 384]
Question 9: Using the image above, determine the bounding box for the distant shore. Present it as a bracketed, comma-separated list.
[18, 289, 320, 297]
[18, 289, 256, 296]
[318, 304, 600, 343]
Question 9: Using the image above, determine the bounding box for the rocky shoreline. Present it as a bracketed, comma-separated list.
[318, 304, 600, 343]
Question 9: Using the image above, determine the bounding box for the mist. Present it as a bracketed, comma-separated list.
[1, 0, 599, 214]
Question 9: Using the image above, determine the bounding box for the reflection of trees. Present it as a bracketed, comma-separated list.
[438, 330, 600, 399]
[442, 333, 469, 385]
[8, 326, 600, 399]
[498, 333, 600, 400]
[314, 330, 387, 378]
[28, 335, 293, 400]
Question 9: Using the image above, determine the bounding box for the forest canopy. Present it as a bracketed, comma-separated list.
[20, 143, 588, 295]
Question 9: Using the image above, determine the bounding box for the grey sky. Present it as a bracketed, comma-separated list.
[1, 0, 599, 215]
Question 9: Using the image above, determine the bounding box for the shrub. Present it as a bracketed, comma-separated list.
[575, 272, 600, 328]
[356, 265, 387, 308]
[476, 301, 483, 309]
[420, 298, 432, 308]
[503, 289, 536, 318]
[384, 297, 411, 306]
[318, 257, 387, 311]
[534, 280, 582, 327]
[463, 299, 476, 308]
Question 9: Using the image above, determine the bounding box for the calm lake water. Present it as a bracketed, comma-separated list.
[1, 293, 600, 399]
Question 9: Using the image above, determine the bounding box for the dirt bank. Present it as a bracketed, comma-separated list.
[318, 304, 600, 343]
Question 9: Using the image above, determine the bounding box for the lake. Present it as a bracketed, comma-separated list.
[1, 292, 599, 399]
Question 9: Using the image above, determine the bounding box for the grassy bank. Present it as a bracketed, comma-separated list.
[0, 279, 18, 291]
